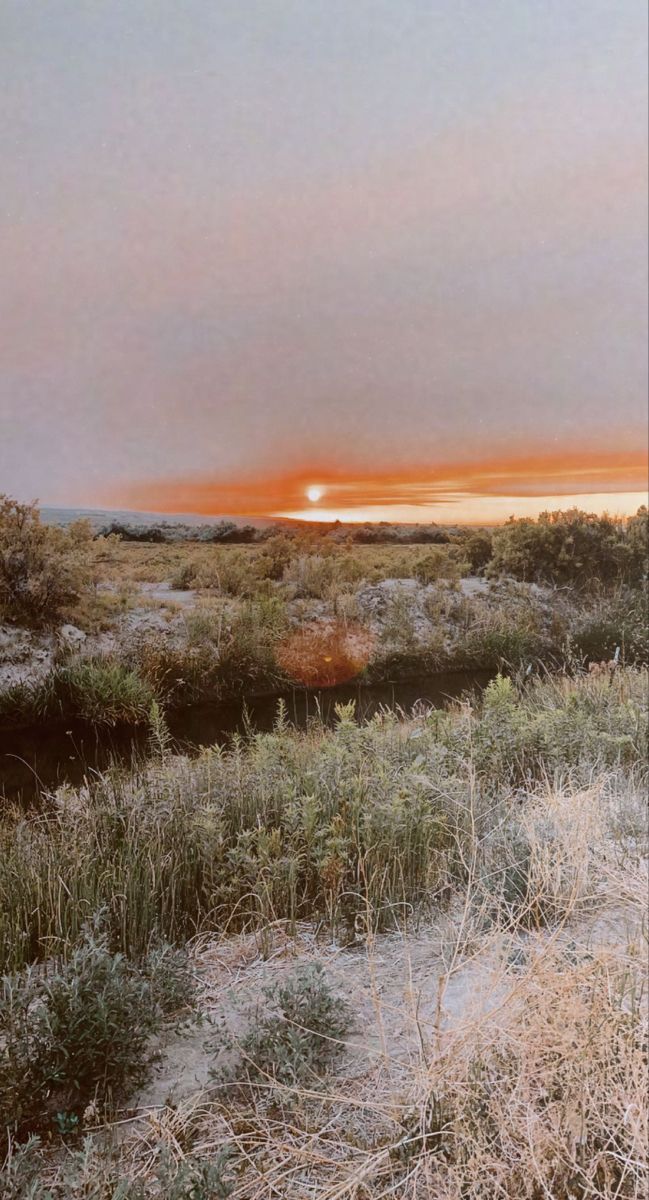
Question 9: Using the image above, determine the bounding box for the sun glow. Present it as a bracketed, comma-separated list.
[115, 449, 648, 523]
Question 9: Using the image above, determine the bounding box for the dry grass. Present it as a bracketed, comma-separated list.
[122, 824, 646, 1200]
[88, 540, 459, 590]
[3, 756, 645, 1197]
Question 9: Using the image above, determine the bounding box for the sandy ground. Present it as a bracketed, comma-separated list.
[136, 918, 503, 1111]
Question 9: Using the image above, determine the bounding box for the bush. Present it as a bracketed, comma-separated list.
[282, 554, 337, 598]
[0, 920, 194, 1144]
[100, 522, 169, 543]
[215, 963, 351, 1093]
[490, 507, 645, 586]
[184, 603, 225, 649]
[456, 528, 493, 572]
[194, 550, 261, 597]
[257, 534, 295, 581]
[0, 496, 92, 627]
[170, 560, 198, 590]
[626, 504, 649, 580]
[217, 596, 287, 687]
[414, 546, 468, 584]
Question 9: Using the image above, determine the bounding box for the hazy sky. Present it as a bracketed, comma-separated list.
[1, 1, 647, 520]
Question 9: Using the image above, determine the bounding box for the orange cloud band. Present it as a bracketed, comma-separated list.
[115, 449, 648, 518]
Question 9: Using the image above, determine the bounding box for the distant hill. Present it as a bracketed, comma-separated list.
[40, 507, 282, 531]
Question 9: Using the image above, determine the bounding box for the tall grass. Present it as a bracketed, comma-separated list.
[0, 669, 645, 974]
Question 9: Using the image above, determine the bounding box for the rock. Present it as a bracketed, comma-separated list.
[58, 623, 87, 647]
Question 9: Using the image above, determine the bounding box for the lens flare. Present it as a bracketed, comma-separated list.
[276, 622, 375, 688]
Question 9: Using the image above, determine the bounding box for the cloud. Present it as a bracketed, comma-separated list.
[112, 448, 648, 520]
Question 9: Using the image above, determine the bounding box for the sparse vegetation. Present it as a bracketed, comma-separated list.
[0, 666, 646, 1194]
[0, 500, 647, 1193]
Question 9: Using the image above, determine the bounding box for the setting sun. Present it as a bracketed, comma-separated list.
[306, 485, 324, 503]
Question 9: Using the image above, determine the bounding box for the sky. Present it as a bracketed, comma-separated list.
[1, 1, 647, 523]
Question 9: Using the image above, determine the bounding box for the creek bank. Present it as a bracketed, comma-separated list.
[1, 575, 641, 741]
[0, 668, 493, 803]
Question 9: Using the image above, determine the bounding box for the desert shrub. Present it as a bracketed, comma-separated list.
[214, 964, 351, 1094]
[0, 496, 92, 627]
[194, 550, 261, 597]
[217, 596, 287, 687]
[282, 552, 365, 600]
[333, 553, 365, 585]
[134, 639, 219, 705]
[170, 560, 199, 590]
[0, 920, 193, 1145]
[467, 671, 646, 783]
[257, 534, 296, 581]
[199, 520, 238, 543]
[380, 588, 419, 650]
[490, 507, 644, 586]
[282, 554, 336, 598]
[626, 504, 649, 580]
[134, 598, 287, 705]
[330, 587, 361, 625]
[139, 941, 196, 1016]
[101, 522, 169, 543]
[463, 618, 548, 669]
[454, 527, 493, 571]
[184, 603, 226, 649]
[149, 1150, 232, 1200]
[414, 546, 469, 584]
[454, 589, 558, 669]
[350, 523, 400, 544]
[0, 1136, 231, 1199]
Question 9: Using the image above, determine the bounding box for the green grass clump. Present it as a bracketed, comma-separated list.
[569, 586, 648, 664]
[0, 659, 156, 728]
[52, 658, 157, 724]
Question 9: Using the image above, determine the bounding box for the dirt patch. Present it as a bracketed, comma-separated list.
[136, 919, 504, 1112]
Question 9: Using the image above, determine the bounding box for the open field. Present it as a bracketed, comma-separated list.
[1, 502, 647, 730]
[88, 537, 449, 587]
[1, 668, 647, 1196]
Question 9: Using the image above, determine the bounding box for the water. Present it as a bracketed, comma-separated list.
[0, 670, 492, 804]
